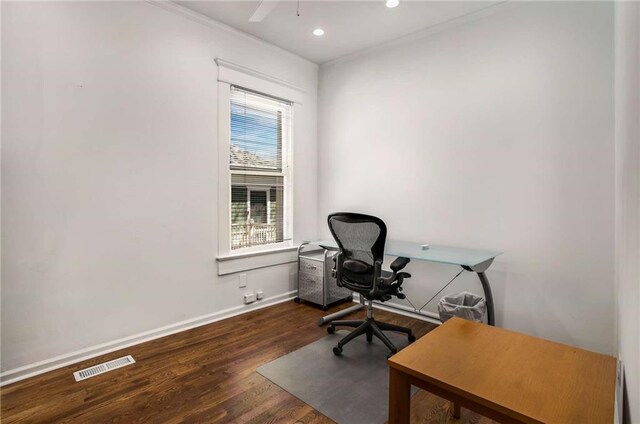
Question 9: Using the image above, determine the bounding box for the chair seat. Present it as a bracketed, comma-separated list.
[343, 259, 371, 274]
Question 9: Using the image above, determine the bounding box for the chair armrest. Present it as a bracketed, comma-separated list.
[390, 257, 410, 272]
[332, 252, 344, 286]
[368, 259, 385, 297]
[378, 257, 412, 287]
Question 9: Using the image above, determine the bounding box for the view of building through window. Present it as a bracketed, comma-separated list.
[229, 87, 292, 250]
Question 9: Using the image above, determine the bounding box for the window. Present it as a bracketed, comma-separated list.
[229, 86, 292, 251]
[215, 59, 302, 268]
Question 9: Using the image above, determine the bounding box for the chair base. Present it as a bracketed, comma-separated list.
[327, 317, 415, 357]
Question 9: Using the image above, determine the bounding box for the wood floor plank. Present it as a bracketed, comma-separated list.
[1, 300, 496, 423]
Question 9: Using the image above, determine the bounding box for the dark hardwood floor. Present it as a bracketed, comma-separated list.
[1, 300, 496, 423]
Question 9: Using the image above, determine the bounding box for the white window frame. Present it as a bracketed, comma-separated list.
[216, 59, 304, 262]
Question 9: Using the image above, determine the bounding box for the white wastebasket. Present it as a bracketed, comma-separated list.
[437, 291, 486, 323]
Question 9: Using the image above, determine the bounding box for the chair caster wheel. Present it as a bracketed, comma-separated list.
[294, 297, 300, 303]
[333, 346, 343, 356]
[408, 334, 416, 343]
[322, 305, 329, 311]
[327, 326, 335, 334]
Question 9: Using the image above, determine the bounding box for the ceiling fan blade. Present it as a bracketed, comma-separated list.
[249, 1, 279, 22]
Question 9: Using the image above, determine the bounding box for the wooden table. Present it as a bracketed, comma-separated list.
[388, 318, 617, 424]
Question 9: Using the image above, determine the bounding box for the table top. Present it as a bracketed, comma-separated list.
[309, 239, 502, 267]
[388, 318, 616, 424]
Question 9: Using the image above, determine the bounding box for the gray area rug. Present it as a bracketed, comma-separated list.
[257, 330, 416, 424]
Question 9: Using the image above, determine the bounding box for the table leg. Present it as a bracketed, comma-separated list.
[452, 402, 461, 419]
[389, 368, 411, 424]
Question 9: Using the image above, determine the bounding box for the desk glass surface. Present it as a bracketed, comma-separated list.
[309, 240, 502, 267]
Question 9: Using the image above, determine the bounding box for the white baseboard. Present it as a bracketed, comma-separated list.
[0, 291, 297, 387]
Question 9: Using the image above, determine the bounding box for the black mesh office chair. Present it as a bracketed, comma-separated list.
[326, 212, 415, 357]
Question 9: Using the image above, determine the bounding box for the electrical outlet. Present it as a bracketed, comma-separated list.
[238, 273, 247, 288]
[256, 290, 264, 300]
[244, 293, 256, 304]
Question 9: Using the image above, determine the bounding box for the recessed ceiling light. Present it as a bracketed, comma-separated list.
[313, 28, 325, 36]
[386, 0, 399, 8]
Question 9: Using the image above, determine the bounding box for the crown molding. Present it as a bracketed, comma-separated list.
[321, 1, 516, 68]
[146, 1, 318, 69]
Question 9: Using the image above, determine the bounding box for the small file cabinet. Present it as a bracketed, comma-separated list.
[295, 243, 352, 310]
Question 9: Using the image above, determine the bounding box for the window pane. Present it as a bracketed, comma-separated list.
[231, 181, 284, 250]
[230, 90, 286, 172]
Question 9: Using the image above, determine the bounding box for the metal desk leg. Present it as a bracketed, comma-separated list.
[477, 272, 495, 326]
[463, 258, 496, 326]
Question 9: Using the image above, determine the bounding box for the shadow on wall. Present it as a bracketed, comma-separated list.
[522, 275, 575, 346]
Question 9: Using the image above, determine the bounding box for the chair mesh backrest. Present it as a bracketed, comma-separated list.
[328, 213, 387, 287]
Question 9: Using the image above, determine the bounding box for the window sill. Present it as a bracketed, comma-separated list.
[216, 245, 299, 275]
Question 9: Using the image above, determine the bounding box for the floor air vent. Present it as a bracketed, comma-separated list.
[73, 355, 135, 382]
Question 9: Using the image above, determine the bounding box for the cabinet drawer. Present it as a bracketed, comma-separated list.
[299, 271, 322, 287]
[298, 272, 324, 305]
[299, 258, 323, 277]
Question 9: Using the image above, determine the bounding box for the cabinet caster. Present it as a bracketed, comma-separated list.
[294, 297, 300, 303]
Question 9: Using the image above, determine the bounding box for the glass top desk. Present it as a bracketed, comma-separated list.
[300, 240, 503, 326]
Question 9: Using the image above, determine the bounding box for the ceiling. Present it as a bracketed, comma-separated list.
[175, 1, 500, 64]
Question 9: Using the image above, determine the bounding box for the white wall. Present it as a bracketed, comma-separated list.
[1, 1, 318, 373]
[615, 2, 640, 422]
[318, 2, 615, 354]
